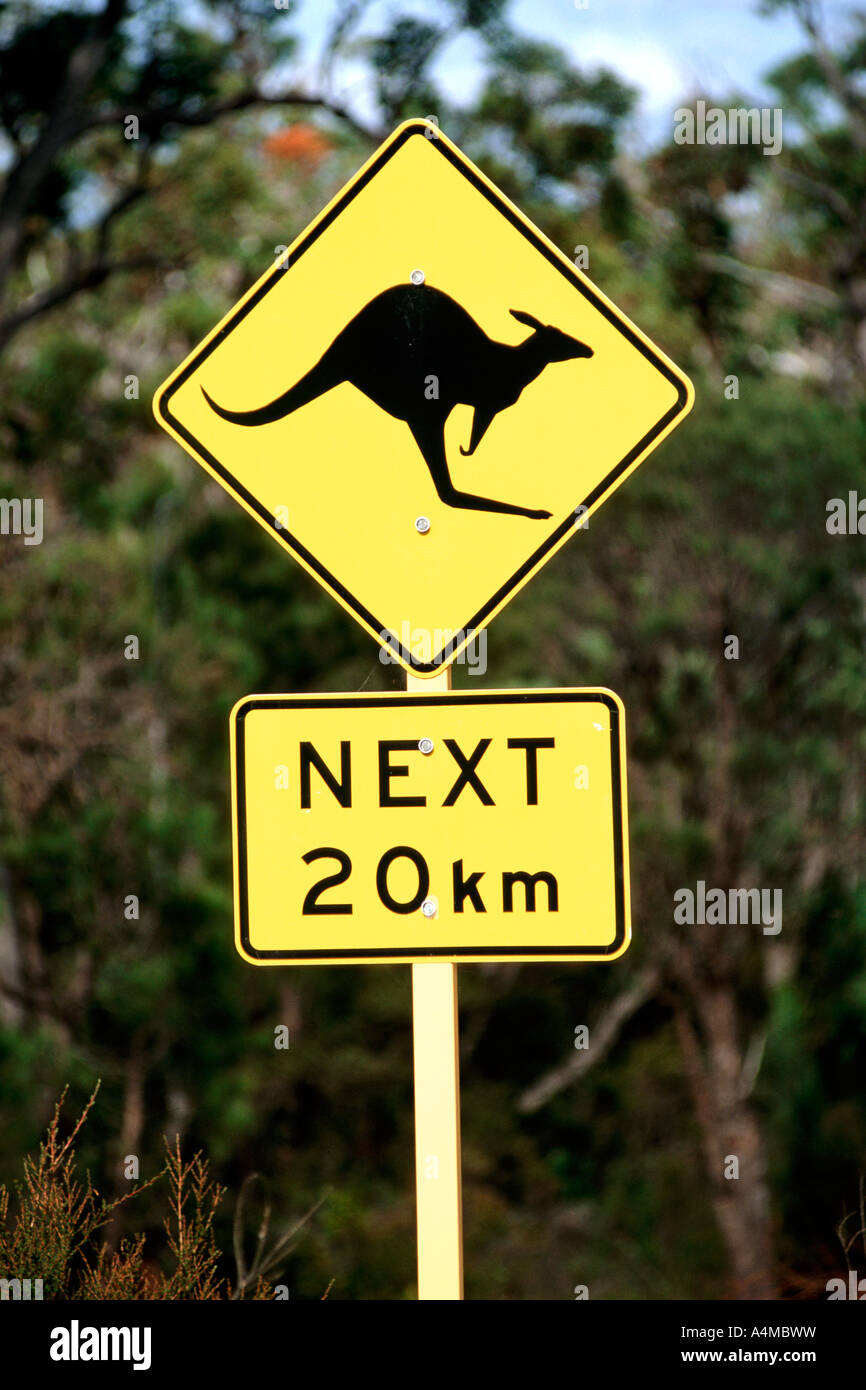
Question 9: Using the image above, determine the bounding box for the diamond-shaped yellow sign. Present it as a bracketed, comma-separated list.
[154, 119, 693, 676]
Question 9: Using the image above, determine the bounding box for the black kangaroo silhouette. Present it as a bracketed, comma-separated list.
[202, 282, 593, 519]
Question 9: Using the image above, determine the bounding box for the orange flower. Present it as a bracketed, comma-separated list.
[262, 124, 333, 168]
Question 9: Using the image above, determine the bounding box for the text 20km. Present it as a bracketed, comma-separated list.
[302, 847, 559, 916]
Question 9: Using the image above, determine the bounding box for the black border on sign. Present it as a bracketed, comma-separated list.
[233, 691, 627, 961]
[157, 122, 690, 675]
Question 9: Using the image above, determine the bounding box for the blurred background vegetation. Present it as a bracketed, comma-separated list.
[1, 0, 865, 1300]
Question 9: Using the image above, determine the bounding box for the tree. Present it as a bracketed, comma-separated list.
[0, 0, 375, 355]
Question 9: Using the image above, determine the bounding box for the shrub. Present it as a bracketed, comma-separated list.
[0, 1085, 320, 1299]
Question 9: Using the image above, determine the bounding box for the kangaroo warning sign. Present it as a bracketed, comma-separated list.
[231, 689, 630, 964]
[154, 119, 692, 677]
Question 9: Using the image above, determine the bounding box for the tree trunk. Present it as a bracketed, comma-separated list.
[675, 986, 775, 1299]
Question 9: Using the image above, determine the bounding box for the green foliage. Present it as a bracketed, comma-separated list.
[370, 17, 444, 124]
[476, 34, 635, 182]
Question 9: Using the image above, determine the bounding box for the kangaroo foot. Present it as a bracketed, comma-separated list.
[440, 487, 552, 519]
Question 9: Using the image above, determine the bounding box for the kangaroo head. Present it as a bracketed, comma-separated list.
[510, 308, 593, 362]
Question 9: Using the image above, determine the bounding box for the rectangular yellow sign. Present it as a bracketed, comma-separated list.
[231, 689, 630, 964]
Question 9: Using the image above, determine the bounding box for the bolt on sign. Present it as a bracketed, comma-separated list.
[153, 119, 693, 678]
[231, 689, 629, 964]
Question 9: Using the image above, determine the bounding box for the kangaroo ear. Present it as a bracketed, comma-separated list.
[510, 308, 543, 331]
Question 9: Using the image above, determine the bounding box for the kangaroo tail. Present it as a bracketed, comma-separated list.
[201, 358, 339, 427]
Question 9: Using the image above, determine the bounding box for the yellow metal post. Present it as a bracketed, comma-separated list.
[407, 667, 464, 1300]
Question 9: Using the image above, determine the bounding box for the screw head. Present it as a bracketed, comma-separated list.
[415, 515, 431, 534]
[410, 268, 425, 285]
[421, 897, 438, 918]
[418, 737, 434, 755]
